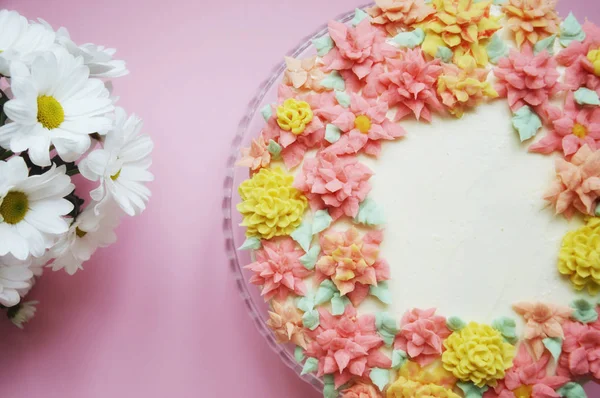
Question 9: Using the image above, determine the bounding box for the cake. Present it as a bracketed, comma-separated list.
[235, 1, 600, 397]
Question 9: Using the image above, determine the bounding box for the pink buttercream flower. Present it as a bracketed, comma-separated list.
[367, 0, 435, 36]
[283, 56, 327, 92]
[394, 308, 451, 367]
[236, 135, 271, 171]
[322, 19, 398, 85]
[306, 306, 392, 389]
[557, 21, 600, 93]
[557, 315, 600, 380]
[379, 48, 444, 122]
[294, 151, 373, 220]
[320, 93, 406, 157]
[341, 381, 383, 398]
[315, 227, 390, 306]
[245, 238, 311, 301]
[494, 47, 565, 114]
[512, 302, 573, 360]
[544, 144, 600, 218]
[266, 299, 310, 349]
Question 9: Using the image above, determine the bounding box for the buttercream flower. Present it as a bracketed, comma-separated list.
[512, 302, 573, 360]
[266, 299, 309, 349]
[283, 56, 326, 92]
[237, 167, 308, 239]
[387, 360, 459, 398]
[494, 47, 565, 113]
[557, 217, 600, 294]
[557, 22, 600, 93]
[305, 305, 391, 388]
[530, 93, 600, 156]
[395, 308, 452, 367]
[557, 317, 600, 380]
[502, 0, 560, 48]
[245, 237, 310, 301]
[437, 64, 498, 118]
[315, 227, 390, 305]
[322, 19, 398, 84]
[367, 0, 435, 36]
[421, 0, 501, 68]
[379, 48, 444, 122]
[294, 151, 373, 220]
[544, 145, 600, 219]
[341, 381, 383, 398]
[236, 136, 271, 171]
[442, 322, 516, 387]
[320, 93, 406, 157]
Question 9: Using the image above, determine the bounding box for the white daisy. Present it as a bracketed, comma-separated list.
[0, 48, 115, 166]
[79, 107, 153, 216]
[0, 10, 57, 76]
[50, 202, 120, 275]
[0, 263, 32, 307]
[9, 300, 38, 329]
[0, 252, 46, 298]
[0, 156, 74, 260]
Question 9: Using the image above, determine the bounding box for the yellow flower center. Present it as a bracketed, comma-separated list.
[573, 123, 588, 138]
[75, 228, 88, 238]
[37, 95, 65, 130]
[110, 169, 121, 181]
[354, 115, 372, 134]
[0, 191, 29, 225]
[587, 49, 600, 76]
[513, 385, 533, 398]
[276, 98, 313, 135]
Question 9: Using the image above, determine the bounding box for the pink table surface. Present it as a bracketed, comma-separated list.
[1, 0, 599, 397]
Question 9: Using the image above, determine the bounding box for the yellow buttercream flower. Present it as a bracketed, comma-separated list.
[587, 49, 600, 77]
[421, 0, 501, 68]
[558, 217, 600, 294]
[437, 64, 498, 118]
[276, 98, 313, 135]
[442, 322, 515, 387]
[237, 167, 307, 239]
[387, 361, 459, 398]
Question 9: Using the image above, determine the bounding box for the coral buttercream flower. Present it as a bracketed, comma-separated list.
[557, 217, 600, 294]
[236, 136, 271, 171]
[379, 48, 444, 122]
[421, 0, 501, 68]
[387, 360, 459, 398]
[494, 47, 565, 113]
[544, 145, 600, 219]
[295, 151, 373, 220]
[557, 316, 600, 380]
[237, 167, 308, 239]
[306, 306, 391, 388]
[512, 302, 573, 360]
[502, 0, 561, 48]
[557, 22, 600, 93]
[245, 237, 310, 301]
[320, 93, 406, 157]
[367, 0, 435, 36]
[442, 322, 516, 387]
[283, 56, 326, 92]
[266, 299, 310, 349]
[341, 381, 383, 398]
[437, 64, 498, 118]
[315, 227, 390, 305]
[395, 308, 452, 367]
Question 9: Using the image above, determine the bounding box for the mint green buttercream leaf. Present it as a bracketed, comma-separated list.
[424, 0, 432, 3]
[435, 46, 453, 63]
[370, 368, 390, 391]
[391, 28, 425, 49]
[352, 8, 370, 27]
[543, 337, 563, 362]
[560, 12, 586, 47]
[376, 312, 400, 347]
[297, 294, 315, 313]
[512, 105, 542, 142]
[558, 382, 588, 398]
[291, 221, 313, 252]
[312, 210, 333, 235]
[354, 198, 385, 226]
[238, 236, 261, 251]
[492, 317, 518, 344]
[457, 381, 488, 398]
[331, 294, 350, 316]
[313, 35, 334, 57]
[303, 309, 320, 330]
[299, 244, 321, 271]
[533, 34, 557, 56]
[295, 346, 306, 363]
[301, 357, 319, 375]
[574, 88, 600, 106]
[321, 71, 345, 91]
[267, 139, 282, 158]
[493, 0, 506, 4]
[323, 375, 337, 398]
[325, 124, 342, 144]
[335, 91, 351, 108]
[315, 280, 337, 306]
[392, 349, 408, 370]
[260, 104, 272, 122]
[487, 33, 509, 64]
[370, 281, 392, 304]
[447, 316, 466, 332]
[571, 299, 598, 323]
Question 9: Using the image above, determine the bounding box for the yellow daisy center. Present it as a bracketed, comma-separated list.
[75, 228, 88, 238]
[37, 95, 65, 130]
[0, 191, 29, 225]
[513, 385, 533, 398]
[573, 123, 588, 138]
[354, 115, 372, 134]
[587, 48, 600, 76]
[276, 98, 313, 135]
[110, 169, 122, 181]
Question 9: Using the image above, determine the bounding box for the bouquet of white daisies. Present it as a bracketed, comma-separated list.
[0, 10, 153, 328]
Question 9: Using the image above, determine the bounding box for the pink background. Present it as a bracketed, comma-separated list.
[0, 0, 599, 397]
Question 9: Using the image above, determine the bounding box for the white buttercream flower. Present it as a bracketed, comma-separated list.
[0, 48, 114, 166]
[79, 107, 153, 216]
[9, 300, 38, 329]
[0, 156, 74, 260]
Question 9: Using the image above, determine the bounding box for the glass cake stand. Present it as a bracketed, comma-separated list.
[223, 5, 372, 394]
